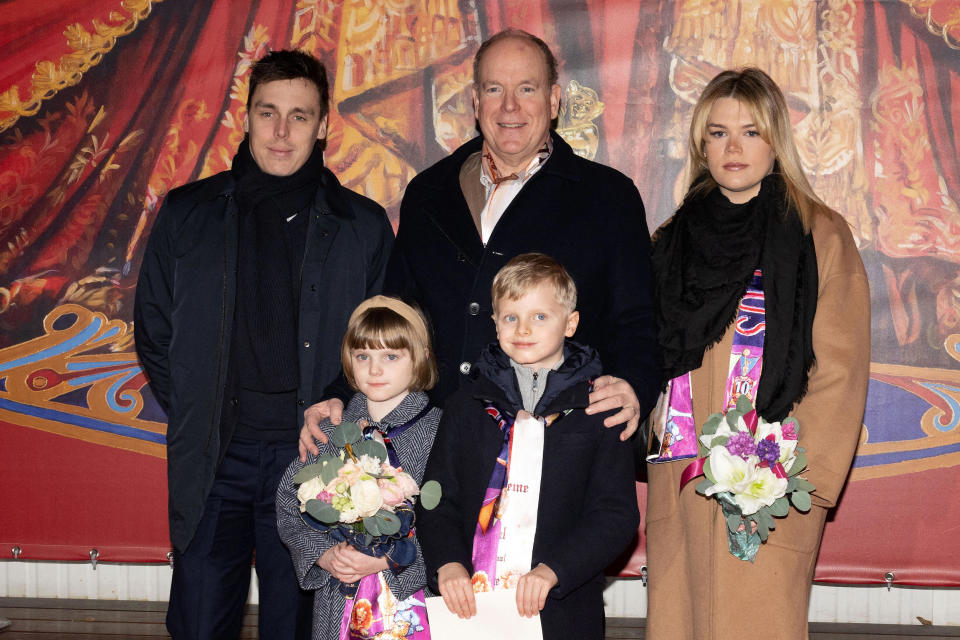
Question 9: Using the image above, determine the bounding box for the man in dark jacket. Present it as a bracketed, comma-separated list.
[299, 29, 659, 461]
[134, 50, 393, 639]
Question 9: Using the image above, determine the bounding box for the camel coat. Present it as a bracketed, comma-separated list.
[645, 208, 870, 640]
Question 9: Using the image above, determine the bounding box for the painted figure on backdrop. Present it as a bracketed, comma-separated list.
[134, 50, 393, 639]
[298, 28, 661, 463]
[645, 68, 870, 640]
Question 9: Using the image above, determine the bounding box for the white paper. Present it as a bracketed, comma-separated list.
[425, 590, 543, 640]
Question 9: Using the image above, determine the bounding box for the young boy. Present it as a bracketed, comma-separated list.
[417, 252, 640, 638]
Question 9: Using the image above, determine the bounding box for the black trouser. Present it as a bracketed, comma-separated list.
[167, 438, 312, 640]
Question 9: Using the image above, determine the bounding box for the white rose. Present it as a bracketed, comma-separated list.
[297, 476, 327, 512]
[351, 478, 384, 517]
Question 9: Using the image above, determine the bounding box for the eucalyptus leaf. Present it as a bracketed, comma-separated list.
[340, 421, 363, 444]
[756, 518, 770, 542]
[353, 439, 388, 463]
[703, 459, 716, 484]
[305, 500, 340, 524]
[725, 409, 743, 429]
[419, 480, 442, 510]
[769, 496, 790, 517]
[735, 394, 754, 414]
[791, 490, 812, 512]
[694, 478, 713, 495]
[374, 510, 402, 536]
[710, 435, 729, 449]
[787, 451, 808, 475]
[726, 513, 742, 534]
[703, 413, 723, 435]
[292, 462, 327, 484]
[363, 533, 373, 546]
[320, 457, 344, 484]
[793, 477, 815, 493]
[362, 515, 382, 536]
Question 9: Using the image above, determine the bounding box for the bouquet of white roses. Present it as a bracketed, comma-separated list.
[692, 395, 815, 561]
[294, 420, 441, 592]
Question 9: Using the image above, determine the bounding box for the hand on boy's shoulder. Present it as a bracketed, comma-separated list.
[586, 375, 640, 441]
[298, 398, 343, 461]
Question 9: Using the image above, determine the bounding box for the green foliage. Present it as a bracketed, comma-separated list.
[787, 451, 808, 475]
[791, 490, 812, 512]
[769, 496, 790, 517]
[419, 480, 442, 510]
[352, 438, 388, 462]
[330, 421, 363, 448]
[703, 458, 716, 484]
[694, 478, 713, 496]
[703, 413, 723, 435]
[292, 454, 343, 485]
[735, 394, 754, 415]
[305, 499, 340, 524]
[792, 477, 815, 492]
[726, 513, 742, 534]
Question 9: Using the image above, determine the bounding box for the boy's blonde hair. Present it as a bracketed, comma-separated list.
[341, 296, 438, 392]
[686, 67, 829, 232]
[491, 253, 577, 312]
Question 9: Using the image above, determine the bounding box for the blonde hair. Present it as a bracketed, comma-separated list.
[686, 67, 829, 231]
[341, 296, 437, 392]
[491, 253, 577, 312]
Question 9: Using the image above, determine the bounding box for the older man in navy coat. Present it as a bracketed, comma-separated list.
[300, 30, 658, 449]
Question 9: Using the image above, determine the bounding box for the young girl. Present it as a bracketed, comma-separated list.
[646, 68, 870, 639]
[277, 296, 440, 640]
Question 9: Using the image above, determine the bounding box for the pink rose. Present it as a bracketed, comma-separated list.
[394, 471, 420, 499]
[378, 478, 407, 507]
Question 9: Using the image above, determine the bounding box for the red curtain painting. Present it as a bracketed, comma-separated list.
[0, 0, 958, 586]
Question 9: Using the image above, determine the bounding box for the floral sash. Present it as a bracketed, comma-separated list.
[340, 574, 431, 639]
[649, 270, 766, 463]
[470, 404, 564, 592]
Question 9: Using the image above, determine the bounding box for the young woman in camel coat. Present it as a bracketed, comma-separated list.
[646, 68, 870, 640]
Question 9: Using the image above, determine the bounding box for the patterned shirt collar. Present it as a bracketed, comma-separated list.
[480, 136, 553, 188]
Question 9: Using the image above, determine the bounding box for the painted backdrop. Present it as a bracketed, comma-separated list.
[0, 0, 958, 586]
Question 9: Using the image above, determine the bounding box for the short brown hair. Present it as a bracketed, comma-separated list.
[247, 49, 330, 121]
[473, 29, 559, 87]
[341, 298, 437, 392]
[491, 253, 577, 312]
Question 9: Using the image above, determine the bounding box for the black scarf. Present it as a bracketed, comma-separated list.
[650, 174, 818, 422]
[230, 139, 323, 393]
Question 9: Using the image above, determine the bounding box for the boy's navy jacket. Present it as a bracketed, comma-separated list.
[417, 340, 640, 638]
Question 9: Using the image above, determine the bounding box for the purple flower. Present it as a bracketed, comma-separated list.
[756, 438, 781, 465]
[725, 432, 756, 459]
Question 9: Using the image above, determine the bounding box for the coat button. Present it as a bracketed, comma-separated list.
[230, 397, 238, 406]
[310, 284, 317, 292]
[468, 302, 480, 315]
[457, 252, 466, 262]
[298, 399, 305, 407]
[303, 341, 311, 348]
[459, 362, 471, 374]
